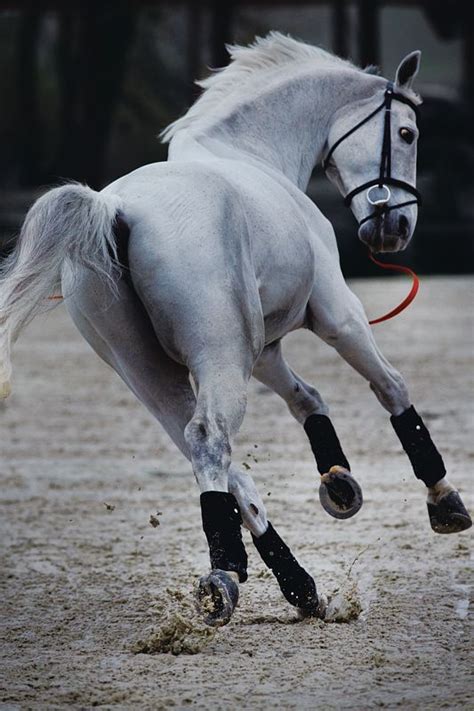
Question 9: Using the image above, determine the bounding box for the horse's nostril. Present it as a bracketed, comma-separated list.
[398, 214, 409, 236]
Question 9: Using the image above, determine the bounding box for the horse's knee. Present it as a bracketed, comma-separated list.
[184, 414, 231, 462]
[185, 414, 231, 489]
[288, 381, 329, 422]
[370, 368, 409, 415]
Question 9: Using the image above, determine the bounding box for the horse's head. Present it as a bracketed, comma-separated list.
[324, 52, 422, 253]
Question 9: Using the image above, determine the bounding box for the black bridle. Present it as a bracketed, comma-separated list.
[322, 81, 422, 228]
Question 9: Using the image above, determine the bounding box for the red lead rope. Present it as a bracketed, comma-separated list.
[367, 252, 420, 325]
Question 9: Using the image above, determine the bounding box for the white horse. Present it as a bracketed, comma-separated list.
[1, 33, 470, 626]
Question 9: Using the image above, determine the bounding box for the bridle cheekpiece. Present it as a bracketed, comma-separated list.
[323, 81, 422, 228]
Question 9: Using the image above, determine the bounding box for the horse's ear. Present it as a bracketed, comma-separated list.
[395, 51, 421, 90]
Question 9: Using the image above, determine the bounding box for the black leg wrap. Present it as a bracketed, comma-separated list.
[252, 522, 319, 612]
[391, 406, 446, 487]
[304, 414, 350, 474]
[200, 492, 248, 583]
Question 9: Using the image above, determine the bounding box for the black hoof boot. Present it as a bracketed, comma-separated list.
[427, 491, 472, 534]
[200, 492, 248, 582]
[196, 569, 239, 627]
[252, 523, 325, 619]
[278, 565, 321, 617]
[319, 466, 363, 519]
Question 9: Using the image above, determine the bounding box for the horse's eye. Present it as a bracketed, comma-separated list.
[399, 127, 415, 144]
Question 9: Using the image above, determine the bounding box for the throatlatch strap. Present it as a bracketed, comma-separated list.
[252, 523, 317, 609]
[391, 405, 446, 487]
[304, 414, 350, 474]
[200, 491, 248, 582]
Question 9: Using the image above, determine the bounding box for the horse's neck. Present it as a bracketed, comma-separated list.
[169, 67, 381, 191]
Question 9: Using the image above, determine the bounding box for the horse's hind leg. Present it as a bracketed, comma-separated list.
[183, 351, 320, 619]
[65, 273, 246, 623]
[253, 342, 363, 520]
[181, 352, 252, 617]
[64, 271, 325, 619]
[308, 283, 472, 534]
[64, 272, 194, 454]
[229, 464, 324, 617]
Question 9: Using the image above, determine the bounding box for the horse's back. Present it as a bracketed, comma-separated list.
[104, 157, 317, 275]
[104, 159, 242, 225]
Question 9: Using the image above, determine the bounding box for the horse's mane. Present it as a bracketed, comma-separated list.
[161, 32, 374, 143]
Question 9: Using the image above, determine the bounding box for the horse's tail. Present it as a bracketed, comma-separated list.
[0, 183, 122, 399]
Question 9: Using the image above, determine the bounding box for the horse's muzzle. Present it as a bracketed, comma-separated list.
[358, 211, 411, 254]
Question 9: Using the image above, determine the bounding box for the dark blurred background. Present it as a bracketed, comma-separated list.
[0, 0, 473, 275]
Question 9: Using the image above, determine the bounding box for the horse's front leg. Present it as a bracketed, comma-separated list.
[253, 342, 363, 519]
[308, 285, 472, 534]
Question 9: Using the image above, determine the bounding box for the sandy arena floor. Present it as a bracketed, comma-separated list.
[1, 276, 473, 710]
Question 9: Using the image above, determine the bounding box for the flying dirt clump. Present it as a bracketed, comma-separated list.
[323, 576, 363, 623]
[132, 588, 217, 655]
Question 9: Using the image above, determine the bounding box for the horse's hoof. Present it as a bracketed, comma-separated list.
[427, 491, 472, 534]
[319, 466, 363, 519]
[297, 592, 327, 620]
[195, 569, 239, 627]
